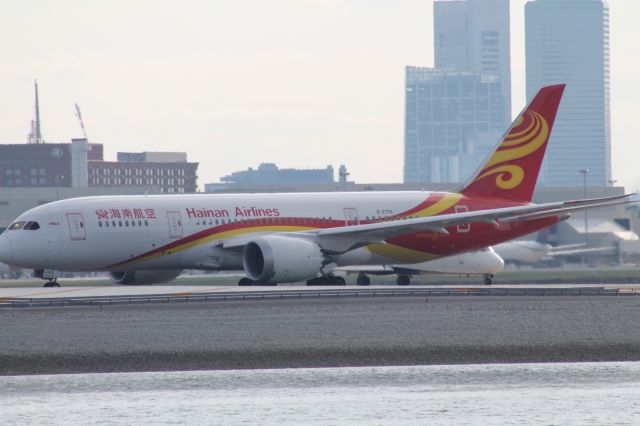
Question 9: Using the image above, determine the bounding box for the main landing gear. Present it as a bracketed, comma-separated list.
[396, 275, 411, 286]
[237, 275, 347, 286]
[483, 274, 494, 286]
[306, 275, 346, 286]
[238, 277, 254, 286]
[237, 278, 277, 286]
[356, 273, 371, 286]
[357, 273, 412, 286]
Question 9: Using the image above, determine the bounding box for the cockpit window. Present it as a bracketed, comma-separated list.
[8, 221, 25, 230]
[24, 221, 40, 230]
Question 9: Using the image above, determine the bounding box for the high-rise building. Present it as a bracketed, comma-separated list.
[405, 0, 511, 184]
[526, 0, 611, 187]
[434, 0, 511, 122]
[404, 67, 505, 183]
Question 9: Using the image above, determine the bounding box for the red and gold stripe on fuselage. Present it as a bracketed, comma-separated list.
[108, 191, 557, 269]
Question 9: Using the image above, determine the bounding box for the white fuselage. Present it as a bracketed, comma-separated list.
[1, 192, 458, 271]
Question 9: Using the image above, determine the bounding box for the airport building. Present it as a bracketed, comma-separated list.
[525, 0, 611, 187]
[206, 163, 347, 192]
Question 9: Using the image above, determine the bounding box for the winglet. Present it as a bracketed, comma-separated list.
[461, 84, 565, 202]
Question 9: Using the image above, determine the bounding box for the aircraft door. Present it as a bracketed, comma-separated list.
[66, 213, 86, 240]
[455, 205, 470, 233]
[343, 208, 360, 226]
[167, 211, 183, 238]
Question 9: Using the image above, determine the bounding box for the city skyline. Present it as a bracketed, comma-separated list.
[1, 0, 638, 190]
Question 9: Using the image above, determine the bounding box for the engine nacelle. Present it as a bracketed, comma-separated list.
[109, 270, 182, 285]
[243, 236, 324, 284]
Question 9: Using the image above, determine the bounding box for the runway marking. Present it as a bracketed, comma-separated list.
[3, 287, 96, 300]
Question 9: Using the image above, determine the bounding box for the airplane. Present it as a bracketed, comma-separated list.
[340, 246, 504, 286]
[493, 238, 615, 264]
[0, 84, 634, 287]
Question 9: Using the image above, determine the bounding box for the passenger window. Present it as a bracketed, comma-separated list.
[8, 221, 24, 230]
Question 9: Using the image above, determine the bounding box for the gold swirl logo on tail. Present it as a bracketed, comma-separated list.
[472, 111, 549, 189]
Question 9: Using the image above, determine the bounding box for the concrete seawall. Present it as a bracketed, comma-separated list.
[2, 296, 640, 375]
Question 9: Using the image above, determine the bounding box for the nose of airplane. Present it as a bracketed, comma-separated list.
[0, 235, 13, 264]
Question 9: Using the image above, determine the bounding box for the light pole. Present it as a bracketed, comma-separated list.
[54, 175, 64, 201]
[579, 169, 590, 246]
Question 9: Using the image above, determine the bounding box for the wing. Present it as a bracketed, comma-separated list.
[215, 194, 634, 254]
[309, 194, 633, 253]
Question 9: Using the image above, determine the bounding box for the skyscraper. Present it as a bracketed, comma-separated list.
[434, 0, 511, 123]
[404, 67, 505, 183]
[526, 0, 611, 187]
[404, 0, 511, 184]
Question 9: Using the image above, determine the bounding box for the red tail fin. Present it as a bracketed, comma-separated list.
[461, 84, 565, 202]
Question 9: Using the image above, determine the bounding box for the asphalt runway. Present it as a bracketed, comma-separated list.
[2, 289, 640, 375]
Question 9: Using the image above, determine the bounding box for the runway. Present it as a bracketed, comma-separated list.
[2, 282, 640, 375]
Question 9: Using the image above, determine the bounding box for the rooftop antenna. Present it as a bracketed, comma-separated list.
[27, 80, 44, 144]
[74, 103, 88, 140]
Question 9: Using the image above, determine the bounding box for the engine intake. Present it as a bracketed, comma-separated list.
[243, 236, 324, 284]
[109, 269, 182, 285]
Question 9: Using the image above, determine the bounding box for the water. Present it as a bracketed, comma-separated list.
[1, 362, 640, 425]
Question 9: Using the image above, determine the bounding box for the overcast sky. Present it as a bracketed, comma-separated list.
[1, 0, 637, 190]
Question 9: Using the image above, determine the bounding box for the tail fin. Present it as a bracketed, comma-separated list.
[461, 84, 565, 202]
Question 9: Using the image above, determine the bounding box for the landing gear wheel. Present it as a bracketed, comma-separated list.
[238, 277, 254, 286]
[356, 274, 371, 286]
[483, 274, 493, 286]
[307, 275, 345, 286]
[396, 275, 411, 286]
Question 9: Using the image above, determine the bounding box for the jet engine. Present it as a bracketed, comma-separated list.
[109, 269, 182, 285]
[243, 236, 324, 284]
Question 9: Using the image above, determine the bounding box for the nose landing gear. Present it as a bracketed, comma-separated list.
[34, 269, 61, 287]
[43, 278, 60, 288]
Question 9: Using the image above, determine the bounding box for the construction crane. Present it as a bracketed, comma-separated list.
[74, 103, 88, 140]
